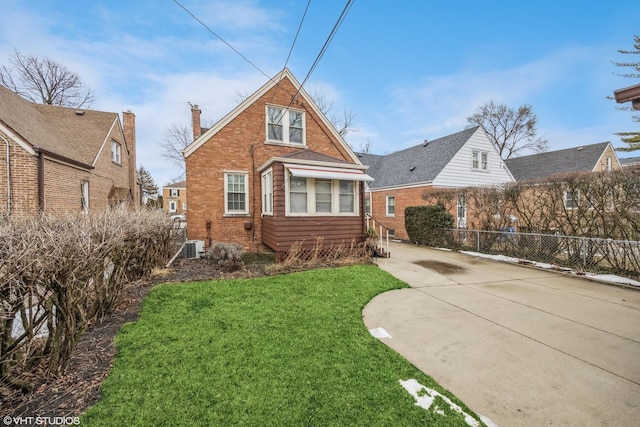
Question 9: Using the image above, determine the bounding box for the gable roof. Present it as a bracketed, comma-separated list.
[504, 142, 613, 181]
[0, 84, 121, 167]
[182, 68, 360, 164]
[164, 180, 187, 189]
[357, 126, 480, 189]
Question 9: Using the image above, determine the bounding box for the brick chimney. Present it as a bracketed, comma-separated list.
[122, 111, 140, 206]
[191, 104, 202, 141]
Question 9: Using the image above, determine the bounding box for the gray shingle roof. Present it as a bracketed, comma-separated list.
[619, 156, 640, 167]
[357, 126, 480, 189]
[504, 142, 610, 181]
[0, 84, 119, 166]
[281, 149, 351, 165]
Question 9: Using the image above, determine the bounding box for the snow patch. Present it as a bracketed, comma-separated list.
[460, 251, 639, 288]
[368, 327, 392, 339]
[399, 379, 481, 427]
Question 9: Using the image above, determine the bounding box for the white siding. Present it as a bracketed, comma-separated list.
[433, 127, 514, 187]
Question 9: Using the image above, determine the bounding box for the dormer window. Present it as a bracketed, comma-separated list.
[267, 106, 305, 145]
[111, 141, 122, 165]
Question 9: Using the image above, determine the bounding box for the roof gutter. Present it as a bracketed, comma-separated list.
[614, 83, 640, 111]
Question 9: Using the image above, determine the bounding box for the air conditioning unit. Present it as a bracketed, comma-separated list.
[184, 240, 205, 259]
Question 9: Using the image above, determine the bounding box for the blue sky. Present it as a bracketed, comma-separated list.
[1, 0, 638, 187]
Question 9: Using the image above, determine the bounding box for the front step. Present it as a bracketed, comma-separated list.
[374, 246, 390, 258]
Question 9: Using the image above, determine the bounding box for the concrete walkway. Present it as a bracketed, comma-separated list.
[362, 242, 640, 427]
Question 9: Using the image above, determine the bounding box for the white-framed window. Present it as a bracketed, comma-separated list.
[81, 181, 89, 213]
[182, 202, 187, 211]
[169, 200, 177, 212]
[563, 190, 580, 209]
[364, 197, 371, 216]
[315, 179, 332, 213]
[472, 150, 488, 171]
[266, 106, 305, 145]
[169, 188, 180, 197]
[606, 156, 612, 172]
[224, 172, 249, 215]
[286, 175, 358, 216]
[261, 169, 273, 215]
[386, 195, 395, 217]
[111, 141, 122, 165]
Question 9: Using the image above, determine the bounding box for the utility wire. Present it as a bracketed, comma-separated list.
[286, 0, 355, 109]
[172, 0, 271, 80]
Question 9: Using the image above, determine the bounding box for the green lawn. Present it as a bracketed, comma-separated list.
[81, 265, 484, 426]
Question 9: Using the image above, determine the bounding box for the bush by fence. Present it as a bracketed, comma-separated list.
[405, 205, 454, 246]
[421, 166, 640, 241]
[0, 210, 180, 397]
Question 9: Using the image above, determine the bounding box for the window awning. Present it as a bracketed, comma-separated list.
[287, 165, 374, 182]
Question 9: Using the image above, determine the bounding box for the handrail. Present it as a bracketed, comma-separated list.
[365, 214, 391, 257]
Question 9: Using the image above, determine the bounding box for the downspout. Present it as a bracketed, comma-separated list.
[1, 135, 11, 215]
[37, 149, 45, 213]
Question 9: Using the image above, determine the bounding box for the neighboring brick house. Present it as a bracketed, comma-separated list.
[358, 126, 515, 239]
[162, 181, 187, 215]
[0, 85, 139, 216]
[504, 142, 622, 181]
[183, 68, 372, 258]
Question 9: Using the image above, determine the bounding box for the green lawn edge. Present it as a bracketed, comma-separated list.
[81, 264, 485, 427]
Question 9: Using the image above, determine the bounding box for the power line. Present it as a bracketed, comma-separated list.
[172, 0, 271, 80]
[287, 0, 355, 108]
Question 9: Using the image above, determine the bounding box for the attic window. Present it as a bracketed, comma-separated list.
[266, 105, 305, 146]
[111, 141, 122, 165]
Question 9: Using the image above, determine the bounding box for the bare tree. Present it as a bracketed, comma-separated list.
[309, 91, 355, 138]
[612, 35, 640, 151]
[358, 139, 372, 153]
[0, 49, 95, 108]
[467, 102, 548, 159]
[159, 123, 192, 177]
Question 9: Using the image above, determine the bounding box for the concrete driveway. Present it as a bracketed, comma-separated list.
[362, 242, 640, 427]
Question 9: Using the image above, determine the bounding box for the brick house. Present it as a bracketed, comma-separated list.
[358, 126, 515, 239]
[0, 85, 139, 216]
[162, 180, 187, 215]
[183, 68, 372, 259]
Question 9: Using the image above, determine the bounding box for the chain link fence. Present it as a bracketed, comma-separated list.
[443, 228, 640, 279]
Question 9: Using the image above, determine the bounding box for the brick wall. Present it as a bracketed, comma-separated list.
[0, 131, 39, 215]
[186, 76, 356, 252]
[163, 187, 187, 214]
[369, 186, 471, 240]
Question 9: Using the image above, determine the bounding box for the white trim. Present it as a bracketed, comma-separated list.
[265, 104, 306, 146]
[261, 168, 273, 216]
[183, 68, 361, 164]
[0, 124, 36, 155]
[369, 181, 434, 192]
[224, 172, 249, 215]
[385, 195, 395, 217]
[284, 174, 359, 217]
[94, 118, 122, 167]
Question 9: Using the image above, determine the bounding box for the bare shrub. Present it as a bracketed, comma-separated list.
[205, 242, 245, 272]
[0, 210, 180, 398]
[265, 237, 371, 275]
